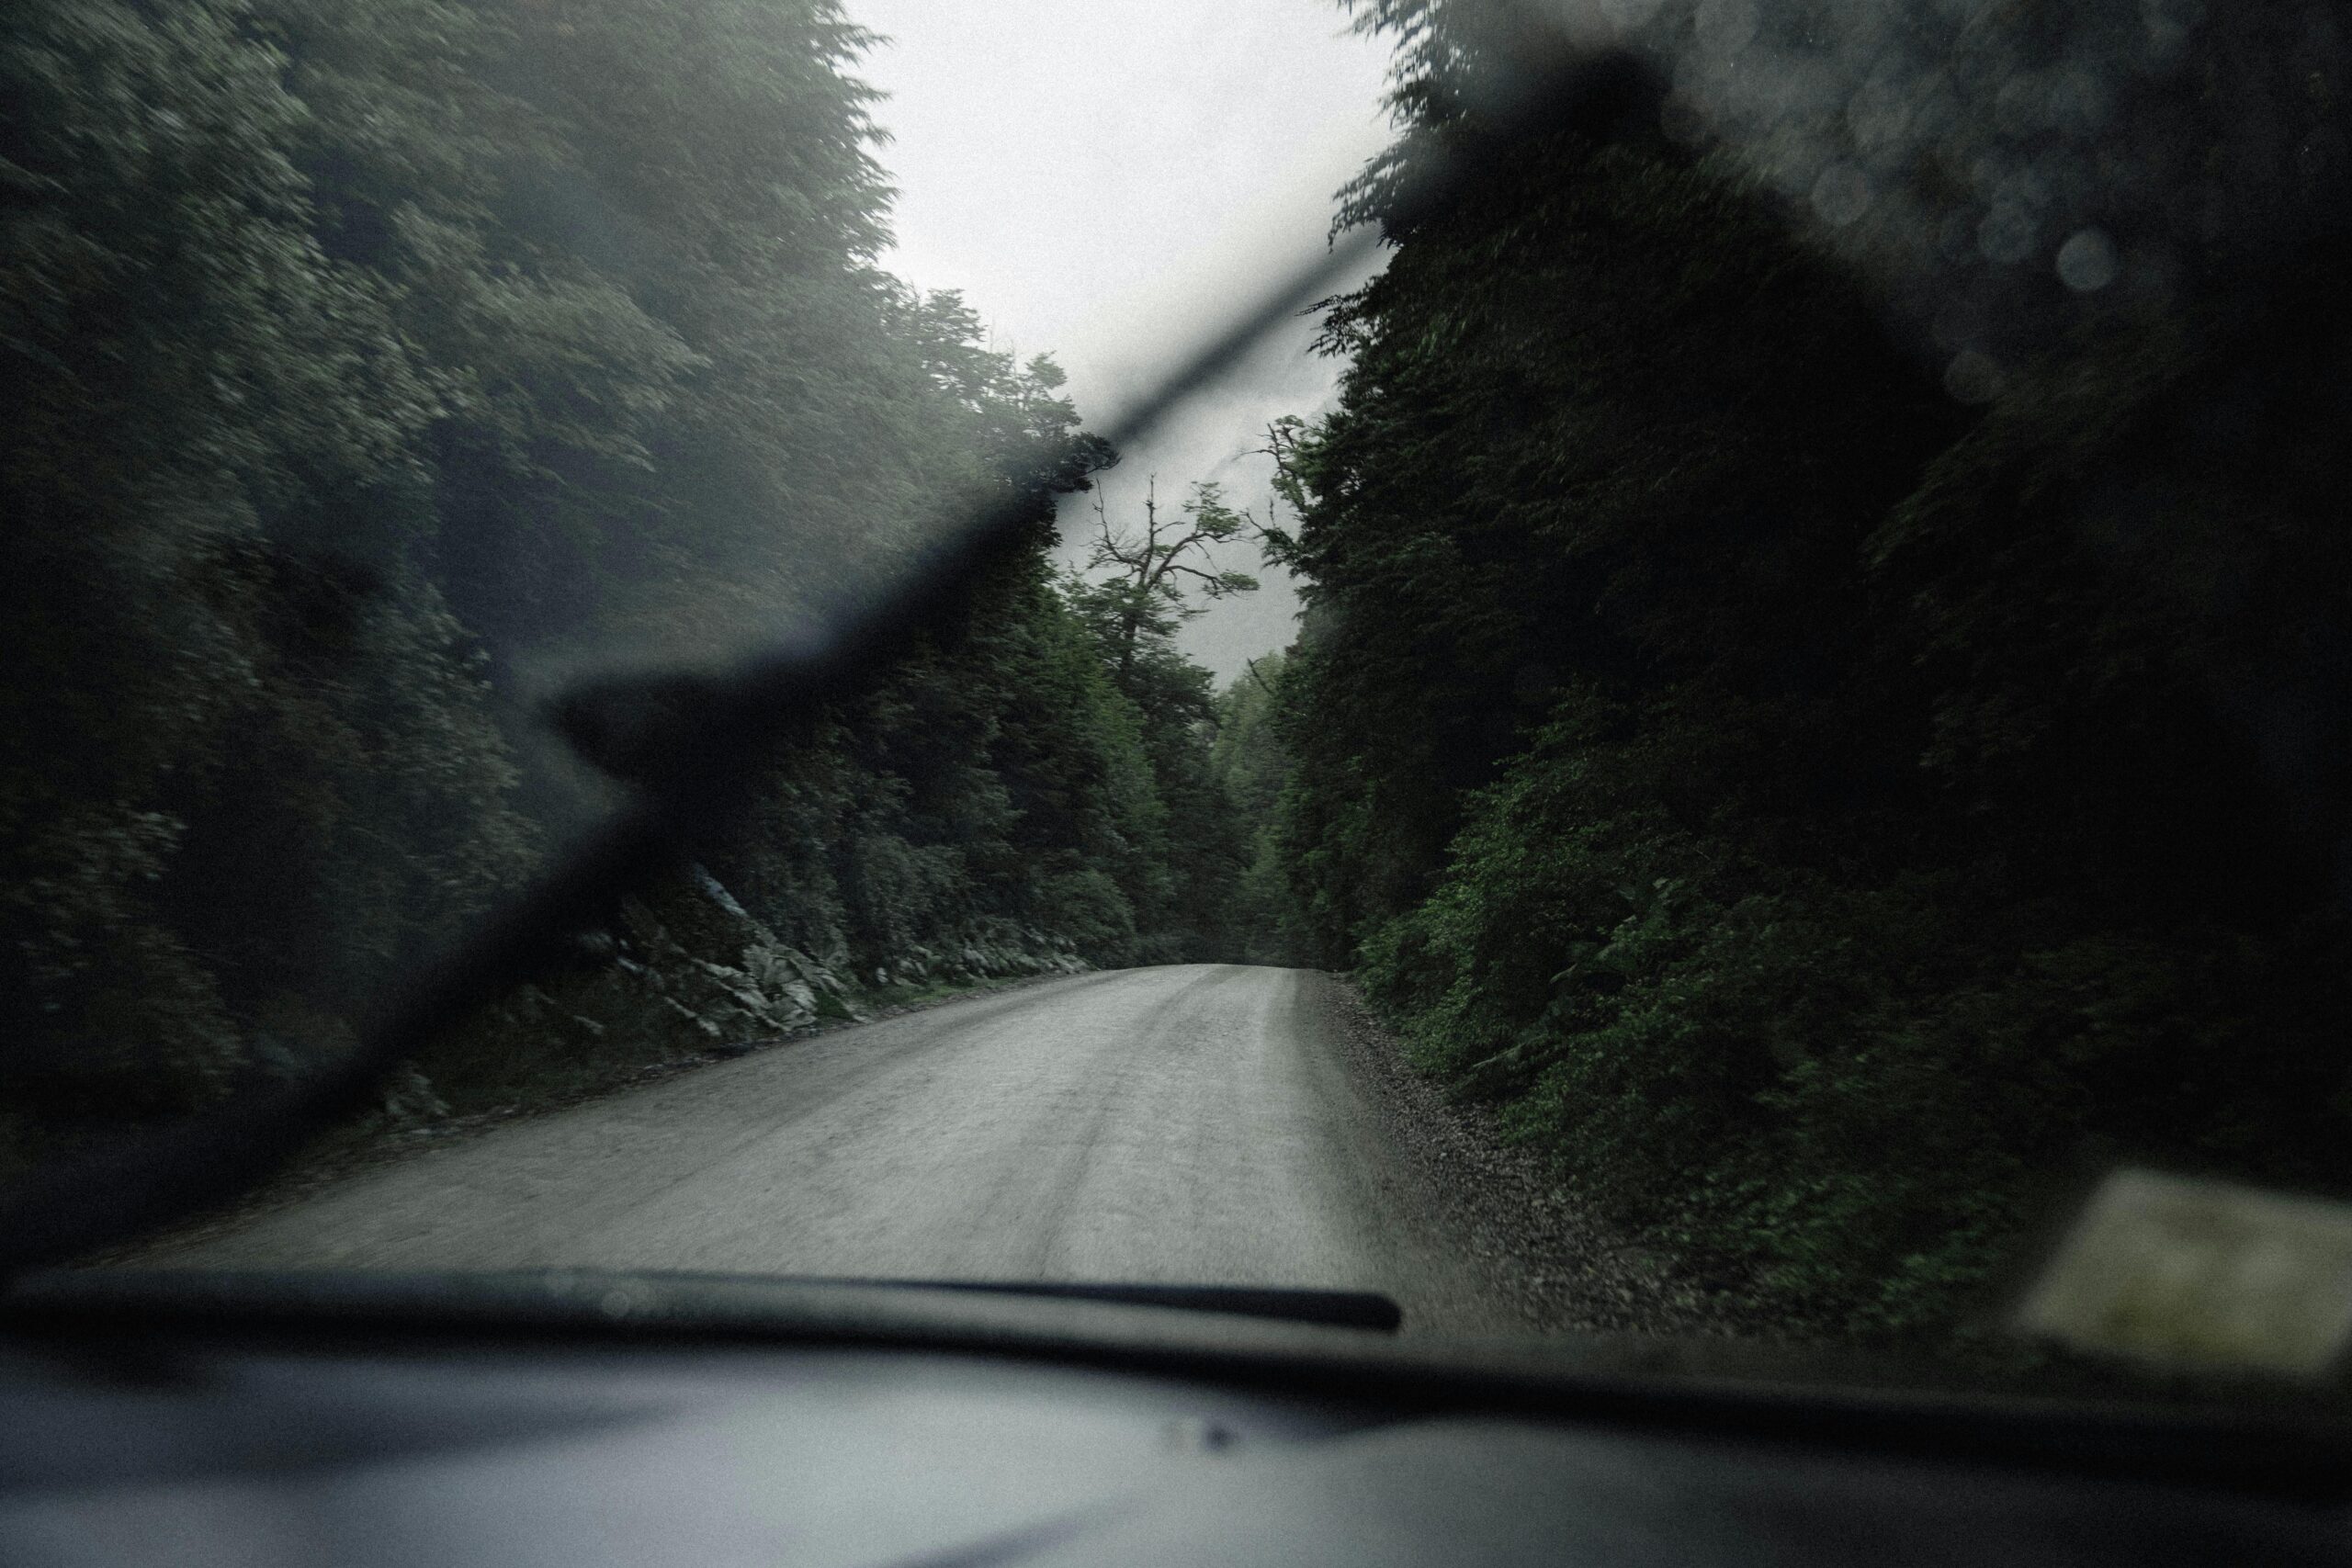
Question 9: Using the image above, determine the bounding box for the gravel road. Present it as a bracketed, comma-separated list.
[150, 966, 1538, 1336]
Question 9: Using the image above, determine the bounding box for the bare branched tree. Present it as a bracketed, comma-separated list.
[1072, 475, 1261, 681]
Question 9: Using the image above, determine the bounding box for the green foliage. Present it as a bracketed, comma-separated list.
[0, 0, 1231, 1176]
[1209, 654, 1304, 964]
[1056, 479, 1262, 963]
[1275, 17, 2352, 1338]
[1064, 479, 1261, 672]
[709, 519, 1199, 976]
[0, 0, 530, 1153]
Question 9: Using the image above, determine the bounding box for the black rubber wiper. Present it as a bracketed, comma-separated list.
[849, 1280, 1403, 1332]
[3, 1268, 1402, 1335]
[16, 1269, 2352, 1505]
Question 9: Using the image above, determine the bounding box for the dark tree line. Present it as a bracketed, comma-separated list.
[0, 0, 1249, 1174]
[1253, 0, 2352, 1337]
[28, 0, 2344, 1351]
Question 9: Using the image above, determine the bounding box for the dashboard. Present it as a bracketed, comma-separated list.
[2, 1270, 2345, 1567]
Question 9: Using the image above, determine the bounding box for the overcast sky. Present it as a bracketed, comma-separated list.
[846, 1, 1396, 681]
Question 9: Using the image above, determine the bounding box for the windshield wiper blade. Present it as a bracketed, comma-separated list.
[4, 1268, 1402, 1335]
[842, 1280, 1402, 1332]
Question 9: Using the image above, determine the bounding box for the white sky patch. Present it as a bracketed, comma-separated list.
[849, 0, 1396, 681]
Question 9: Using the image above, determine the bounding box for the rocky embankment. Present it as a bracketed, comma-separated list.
[390, 864, 1091, 1128]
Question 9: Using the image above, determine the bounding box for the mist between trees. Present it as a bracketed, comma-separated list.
[7, 0, 2352, 1352]
[0, 0, 1271, 1179]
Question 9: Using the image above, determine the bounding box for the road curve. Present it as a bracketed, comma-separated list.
[150, 966, 1524, 1335]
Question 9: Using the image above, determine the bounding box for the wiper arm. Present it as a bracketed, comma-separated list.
[850, 1280, 1402, 1332]
[3, 1267, 1402, 1335]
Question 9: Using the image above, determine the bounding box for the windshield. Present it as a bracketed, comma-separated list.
[5, 0, 2348, 1397]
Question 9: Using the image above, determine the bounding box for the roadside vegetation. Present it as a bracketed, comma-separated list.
[1240, 0, 2352, 1339]
[10, 0, 2349, 1356]
[0, 0, 1251, 1175]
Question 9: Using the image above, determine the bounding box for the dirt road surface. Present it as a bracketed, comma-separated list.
[151, 966, 1528, 1335]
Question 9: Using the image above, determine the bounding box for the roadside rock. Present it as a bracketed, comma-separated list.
[404, 865, 1091, 1122]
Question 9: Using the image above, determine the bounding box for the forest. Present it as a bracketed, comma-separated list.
[6, 0, 2351, 1348]
[0, 0, 1252, 1173]
[1249, 0, 2352, 1337]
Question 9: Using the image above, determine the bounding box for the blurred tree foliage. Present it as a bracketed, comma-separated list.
[1208, 651, 1302, 967]
[1062, 479, 1261, 964]
[1267, 1, 2352, 1336]
[0, 0, 1239, 1173]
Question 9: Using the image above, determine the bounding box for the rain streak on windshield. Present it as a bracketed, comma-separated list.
[3, 0, 2349, 1391]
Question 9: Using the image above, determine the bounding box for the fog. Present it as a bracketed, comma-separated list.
[850, 0, 1396, 681]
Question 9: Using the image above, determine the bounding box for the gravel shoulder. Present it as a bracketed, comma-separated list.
[1309, 975, 1747, 1338]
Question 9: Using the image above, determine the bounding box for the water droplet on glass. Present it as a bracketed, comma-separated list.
[1977, 198, 2040, 265]
[1599, 0, 1667, 31]
[1811, 164, 1872, 228]
[2056, 228, 2120, 291]
[1994, 74, 2049, 138]
[1847, 76, 1914, 151]
[2048, 66, 2112, 137]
